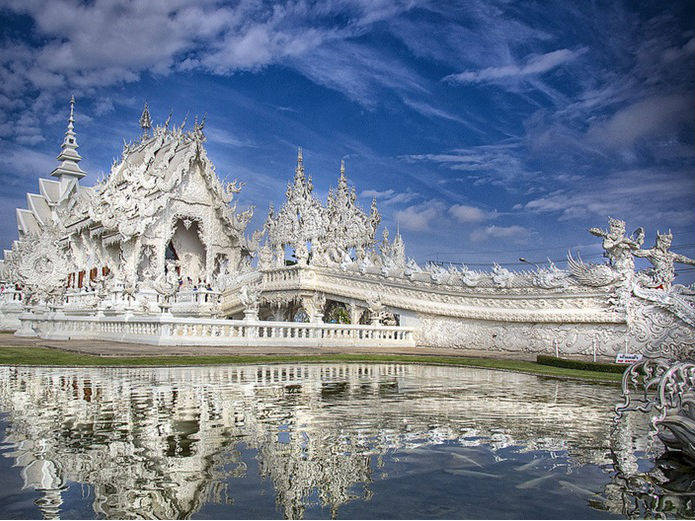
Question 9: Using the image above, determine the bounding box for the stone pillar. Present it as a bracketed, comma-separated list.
[349, 302, 365, 325]
[244, 309, 259, 321]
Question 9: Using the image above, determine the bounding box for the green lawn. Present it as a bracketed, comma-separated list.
[0, 345, 623, 384]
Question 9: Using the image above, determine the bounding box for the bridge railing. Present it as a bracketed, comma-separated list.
[16, 313, 417, 348]
[262, 265, 302, 284]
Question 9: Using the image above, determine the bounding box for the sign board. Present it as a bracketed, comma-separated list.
[615, 353, 643, 364]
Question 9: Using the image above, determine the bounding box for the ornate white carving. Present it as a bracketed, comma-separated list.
[239, 284, 261, 313]
[588, 217, 644, 283]
[3, 225, 70, 306]
[303, 292, 326, 322]
[3, 110, 256, 321]
[404, 258, 422, 280]
[567, 252, 621, 288]
[615, 357, 695, 465]
[458, 265, 484, 287]
[532, 260, 569, 289]
[153, 260, 179, 300]
[2, 105, 694, 359]
[424, 262, 449, 284]
[634, 230, 695, 290]
[366, 293, 386, 325]
[264, 153, 380, 268]
[491, 263, 515, 288]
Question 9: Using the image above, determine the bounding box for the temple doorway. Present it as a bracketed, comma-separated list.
[169, 219, 206, 285]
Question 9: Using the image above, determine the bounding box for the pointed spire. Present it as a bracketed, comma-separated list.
[68, 95, 75, 130]
[51, 96, 87, 191]
[295, 146, 305, 180]
[338, 159, 347, 188]
[139, 101, 152, 138]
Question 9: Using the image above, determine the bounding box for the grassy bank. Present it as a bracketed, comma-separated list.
[0, 345, 624, 384]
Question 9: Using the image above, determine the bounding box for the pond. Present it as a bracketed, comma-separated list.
[0, 363, 687, 519]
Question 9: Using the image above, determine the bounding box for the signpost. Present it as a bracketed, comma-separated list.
[615, 353, 643, 364]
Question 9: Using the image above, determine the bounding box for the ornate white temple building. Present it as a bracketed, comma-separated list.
[1, 99, 694, 357]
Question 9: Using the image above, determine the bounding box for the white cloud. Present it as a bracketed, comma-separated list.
[0, 142, 56, 179]
[469, 224, 534, 243]
[0, 1, 416, 97]
[448, 204, 491, 223]
[93, 97, 115, 116]
[0, 0, 426, 144]
[586, 94, 692, 148]
[444, 48, 586, 84]
[393, 200, 446, 231]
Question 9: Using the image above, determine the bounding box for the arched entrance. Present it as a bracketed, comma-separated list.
[168, 219, 206, 284]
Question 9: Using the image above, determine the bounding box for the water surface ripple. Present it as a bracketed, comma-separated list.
[0, 363, 680, 519]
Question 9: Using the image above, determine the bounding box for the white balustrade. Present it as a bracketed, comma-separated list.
[262, 266, 301, 285]
[0, 289, 24, 303]
[174, 289, 220, 304]
[16, 312, 416, 348]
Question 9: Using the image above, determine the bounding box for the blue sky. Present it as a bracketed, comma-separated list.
[0, 0, 693, 279]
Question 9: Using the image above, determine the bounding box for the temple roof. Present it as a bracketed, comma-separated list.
[62, 118, 250, 242]
[2, 102, 252, 272]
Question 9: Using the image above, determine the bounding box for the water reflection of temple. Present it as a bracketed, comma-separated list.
[0, 364, 651, 519]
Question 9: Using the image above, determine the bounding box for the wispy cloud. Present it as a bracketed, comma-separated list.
[0, 141, 56, 180]
[289, 40, 429, 108]
[402, 98, 467, 124]
[93, 97, 115, 116]
[360, 188, 418, 206]
[520, 168, 694, 226]
[205, 126, 256, 148]
[402, 143, 540, 191]
[444, 48, 586, 85]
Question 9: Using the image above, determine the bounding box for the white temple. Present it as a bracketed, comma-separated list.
[1, 99, 694, 357]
